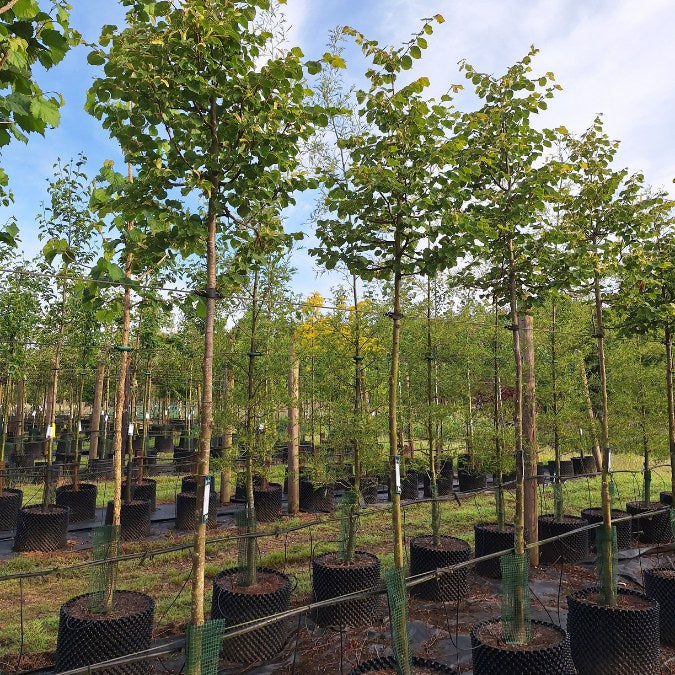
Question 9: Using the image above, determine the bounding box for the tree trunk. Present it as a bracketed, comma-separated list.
[0, 375, 11, 493]
[579, 359, 603, 470]
[665, 326, 674, 508]
[90, 362, 105, 461]
[287, 333, 300, 515]
[493, 297, 505, 531]
[426, 277, 440, 545]
[519, 311, 539, 567]
[594, 273, 615, 607]
[220, 356, 235, 505]
[190, 199, 217, 630]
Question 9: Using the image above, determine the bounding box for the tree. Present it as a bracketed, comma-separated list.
[456, 47, 562, 635]
[0, 0, 78, 203]
[556, 116, 655, 606]
[87, 0, 328, 651]
[312, 15, 462, 612]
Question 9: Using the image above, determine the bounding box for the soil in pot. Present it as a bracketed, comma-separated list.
[567, 587, 660, 675]
[580, 508, 633, 550]
[626, 500, 673, 544]
[644, 566, 675, 646]
[471, 618, 574, 675]
[105, 499, 151, 541]
[13, 505, 68, 552]
[211, 567, 291, 663]
[253, 482, 283, 522]
[409, 535, 471, 602]
[54, 590, 155, 674]
[174, 490, 218, 530]
[312, 551, 380, 627]
[538, 514, 589, 564]
[349, 656, 458, 674]
[473, 522, 517, 579]
[55, 483, 97, 522]
[0, 488, 22, 530]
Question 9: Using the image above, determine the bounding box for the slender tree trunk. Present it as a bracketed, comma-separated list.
[72, 376, 83, 489]
[15, 377, 25, 458]
[0, 375, 10, 493]
[220, 353, 234, 505]
[244, 269, 260, 587]
[551, 300, 563, 523]
[287, 333, 300, 515]
[190, 197, 217, 630]
[519, 311, 539, 567]
[594, 273, 615, 606]
[90, 362, 104, 461]
[493, 297, 505, 531]
[389, 246, 405, 571]
[664, 326, 674, 507]
[426, 277, 440, 545]
[507, 241, 527, 642]
[579, 359, 603, 470]
[636, 337, 651, 503]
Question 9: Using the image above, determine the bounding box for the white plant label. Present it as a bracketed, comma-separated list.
[46, 424, 53, 439]
[78, 422, 82, 433]
[128, 423, 134, 436]
[202, 475, 212, 523]
[146, 412, 150, 420]
[394, 456, 401, 494]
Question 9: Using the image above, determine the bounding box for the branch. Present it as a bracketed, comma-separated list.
[0, 0, 20, 16]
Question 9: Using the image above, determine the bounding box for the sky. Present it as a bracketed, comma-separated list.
[2, 0, 673, 299]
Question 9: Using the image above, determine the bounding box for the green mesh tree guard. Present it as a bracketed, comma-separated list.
[595, 525, 618, 605]
[499, 552, 531, 645]
[88, 525, 120, 613]
[609, 476, 617, 508]
[385, 567, 412, 675]
[185, 619, 225, 675]
[236, 507, 257, 580]
[338, 488, 359, 562]
[553, 481, 563, 523]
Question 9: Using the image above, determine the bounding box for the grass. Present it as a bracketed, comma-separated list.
[0, 451, 670, 669]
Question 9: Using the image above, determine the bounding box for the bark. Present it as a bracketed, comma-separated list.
[579, 359, 603, 470]
[190, 191, 217, 628]
[594, 272, 615, 606]
[287, 334, 300, 515]
[426, 277, 440, 546]
[665, 326, 675, 505]
[0, 375, 10, 493]
[89, 363, 105, 461]
[220, 356, 234, 505]
[389, 236, 404, 571]
[16, 377, 25, 445]
[493, 298, 505, 531]
[519, 311, 539, 567]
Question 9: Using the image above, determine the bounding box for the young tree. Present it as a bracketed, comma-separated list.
[312, 15, 462, 584]
[456, 47, 562, 633]
[556, 116, 655, 605]
[87, 0, 328, 647]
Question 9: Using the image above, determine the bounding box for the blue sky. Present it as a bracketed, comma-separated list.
[2, 0, 673, 298]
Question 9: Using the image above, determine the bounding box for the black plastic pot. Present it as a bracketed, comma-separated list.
[660, 491, 672, 506]
[154, 435, 173, 453]
[13, 505, 69, 552]
[580, 508, 633, 550]
[401, 470, 419, 500]
[644, 566, 675, 646]
[312, 551, 380, 627]
[175, 490, 218, 530]
[567, 587, 660, 675]
[457, 468, 487, 492]
[471, 619, 574, 675]
[300, 481, 335, 512]
[54, 590, 155, 674]
[253, 483, 282, 522]
[548, 460, 574, 479]
[181, 475, 198, 493]
[349, 656, 458, 673]
[538, 514, 589, 564]
[0, 488, 22, 530]
[626, 500, 673, 544]
[121, 479, 157, 512]
[55, 483, 97, 522]
[360, 475, 379, 504]
[423, 473, 453, 497]
[105, 499, 151, 541]
[571, 456, 597, 476]
[537, 462, 551, 485]
[409, 535, 471, 602]
[440, 458, 453, 479]
[211, 567, 291, 663]
[473, 522, 517, 579]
